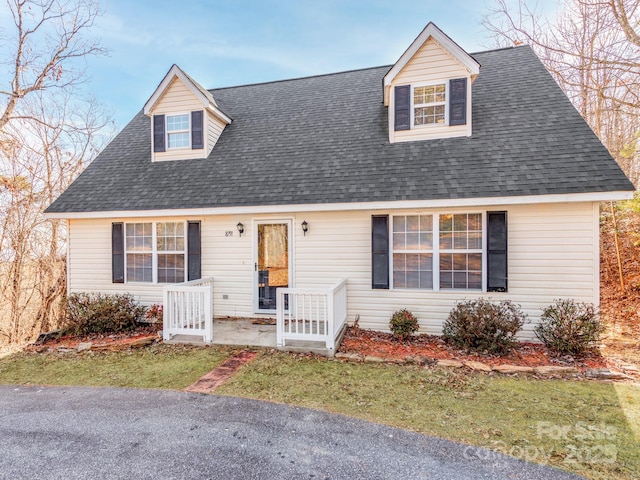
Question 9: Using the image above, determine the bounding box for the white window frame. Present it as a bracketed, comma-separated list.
[390, 211, 486, 292]
[437, 212, 484, 291]
[124, 221, 187, 284]
[412, 81, 448, 128]
[166, 113, 191, 150]
[390, 214, 434, 290]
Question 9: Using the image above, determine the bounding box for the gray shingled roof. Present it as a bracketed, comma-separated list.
[45, 45, 634, 214]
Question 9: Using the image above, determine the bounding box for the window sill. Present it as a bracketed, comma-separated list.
[388, 287, 484, 292]
[412, 122, 448, 128]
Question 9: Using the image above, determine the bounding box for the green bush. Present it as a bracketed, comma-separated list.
[442, 298, 526, 355]
[389, 309, 419, 341]
[535, 299, 604, 356]
[64, 293, 146, 335]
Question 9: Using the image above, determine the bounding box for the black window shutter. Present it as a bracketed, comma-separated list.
[487, 211, 507, 292]
[153, 114, 165, 152]
[449, 78, 467, 126]
[187, 221, 201, 281]
[112, 223, 125, 283]
[394, 85, 411, 131]
[372, 215, 389, 289]
[191, 110, 204, 149]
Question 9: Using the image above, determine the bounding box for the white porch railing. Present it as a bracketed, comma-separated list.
[163, 277, 214, 343]
[276, 279, 347, 352]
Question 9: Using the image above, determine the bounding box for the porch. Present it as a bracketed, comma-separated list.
[162, 278, 348, 356]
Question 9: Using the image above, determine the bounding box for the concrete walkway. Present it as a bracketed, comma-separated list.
[0, 386, 583, 479]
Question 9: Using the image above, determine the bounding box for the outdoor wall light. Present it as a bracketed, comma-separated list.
[301, 220, 308, 236]
[237, 222, 244, 237]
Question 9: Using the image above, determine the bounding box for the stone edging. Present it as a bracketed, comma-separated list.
[334, 352, 634, 380]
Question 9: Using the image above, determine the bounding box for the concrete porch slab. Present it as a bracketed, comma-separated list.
[163, 318, 277, 348]
[164, 317, 344, 356]
[211, 318, 276, 347]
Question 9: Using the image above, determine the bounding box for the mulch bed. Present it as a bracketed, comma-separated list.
[25, 321, 617, 373]
[339, 327, 609, 369]
[26, 323, 162, 352]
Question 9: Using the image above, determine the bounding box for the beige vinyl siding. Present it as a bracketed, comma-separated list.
[390, 38, 471, 143]
[67, 202, 599, 341]
[67, 218, 184, 304]
[336, 203, 597, 341]
[206, 112, 226, 154]
[152, 78, 206, 162]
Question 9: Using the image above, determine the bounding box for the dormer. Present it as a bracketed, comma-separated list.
[143, 65, 232, 162]
[384, 23, 480, 144]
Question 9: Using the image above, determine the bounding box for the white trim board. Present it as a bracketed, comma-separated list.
[143, 64, 232, 125]
[383, 22, 481, 105]
[44, 190, 634, 220]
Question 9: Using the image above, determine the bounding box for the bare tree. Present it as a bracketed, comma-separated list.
[0, 0, 110, 345]
[0, 0, 104, 132]
[482, 0, 640, 184]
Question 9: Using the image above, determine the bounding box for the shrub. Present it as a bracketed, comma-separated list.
[389, 309, 419, 341]
[144, 304, 164, 323]
[535, 299, 604, 356]
[442, 298, 526, 355]
[64, 293, 145, 335]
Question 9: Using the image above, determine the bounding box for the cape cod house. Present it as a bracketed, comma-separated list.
[45, 23, 634, 354]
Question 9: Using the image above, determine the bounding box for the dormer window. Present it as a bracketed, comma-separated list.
[152, 110, 204, 155]
[167, 114, 190, 149]
[393, 78, 467, 133]
[144, 65, 232, 161]
[383, 23, 480, 143]
[414, 83, 446, 126]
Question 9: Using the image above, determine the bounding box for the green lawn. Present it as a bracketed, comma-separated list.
[0, 344, 230, 389]
[0, 346, 637, 480]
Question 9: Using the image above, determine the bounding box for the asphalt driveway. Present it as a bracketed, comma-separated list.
[0, 386, 582, 479]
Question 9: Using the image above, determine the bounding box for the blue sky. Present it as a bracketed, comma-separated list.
[4, 0, 558, 129]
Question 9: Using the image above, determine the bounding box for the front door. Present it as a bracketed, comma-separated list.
[254, 220, 291, 313]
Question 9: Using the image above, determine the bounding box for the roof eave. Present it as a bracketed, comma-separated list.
[44, 190, 634, 219]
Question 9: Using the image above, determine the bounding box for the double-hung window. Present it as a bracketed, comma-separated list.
[157, 222, 185, 283]
[392, 215, 433, 289]
[377, 211, 506, 291]
[413, 83, 446, 126]
[125, 223, 153, 282]
[166, 114, 190, 149]
[390, 212, 483, 291]
[438, 213, 482, 289]
[125, 221, 186, 283]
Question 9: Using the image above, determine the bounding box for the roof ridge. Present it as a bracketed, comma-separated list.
[208, 45, 529, 93]
[469, 45, 524, 55]
[208, 64, 392, 92]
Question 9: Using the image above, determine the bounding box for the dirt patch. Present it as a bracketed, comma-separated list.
[600, 206, 640, 366]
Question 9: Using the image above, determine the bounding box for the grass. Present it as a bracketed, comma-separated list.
[0, 346, 637, 479]
[0, 344, 231, 390]
[218, 352, 639, 480]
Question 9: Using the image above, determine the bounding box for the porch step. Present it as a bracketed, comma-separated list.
[163, 334, 208, 346]
[276, 323, 347, 358]
[277, 343, 335, 357]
